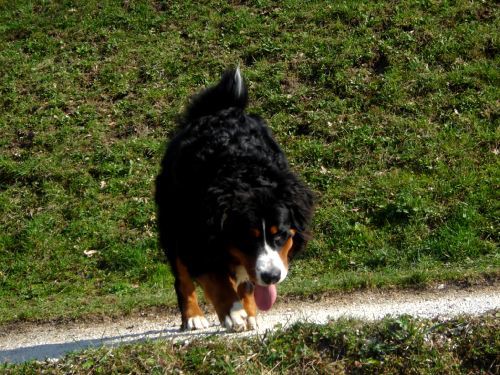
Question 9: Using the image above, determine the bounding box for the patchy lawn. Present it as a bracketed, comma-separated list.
[0, 0, 498, 324]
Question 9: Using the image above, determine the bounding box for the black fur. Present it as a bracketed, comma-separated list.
[155, 68, 313, 280]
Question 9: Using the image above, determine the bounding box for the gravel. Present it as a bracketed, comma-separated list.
[1, 284, 498, 364]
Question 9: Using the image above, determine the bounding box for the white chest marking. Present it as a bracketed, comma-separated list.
[235, 265, 250, 285]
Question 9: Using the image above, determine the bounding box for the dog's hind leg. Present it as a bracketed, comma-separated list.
[174, 258, 210, 330]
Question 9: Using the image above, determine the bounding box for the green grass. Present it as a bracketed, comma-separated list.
[2, 313, 499, 373]
[0, 0, 499, 324]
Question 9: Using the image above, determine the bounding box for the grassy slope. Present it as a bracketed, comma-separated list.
[0, 0, 498, 324]
[3, 313, 499, 374]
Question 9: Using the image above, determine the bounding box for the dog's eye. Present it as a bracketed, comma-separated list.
[273, 231, 289, 243]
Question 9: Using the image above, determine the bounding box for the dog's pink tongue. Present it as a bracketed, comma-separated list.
[254, 284, 277, 311]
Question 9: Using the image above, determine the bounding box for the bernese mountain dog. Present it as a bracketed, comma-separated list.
[155, 68, 314, 331]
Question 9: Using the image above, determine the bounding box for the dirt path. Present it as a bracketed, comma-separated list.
[1, 284, 499, 364]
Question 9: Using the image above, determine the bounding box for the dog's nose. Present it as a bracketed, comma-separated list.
[260, 269, 281, 285]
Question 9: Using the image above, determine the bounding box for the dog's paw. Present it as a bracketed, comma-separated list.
[247, 316, 257, 330]
[185, 315, 210, 330]
[223, 302, 256, 332]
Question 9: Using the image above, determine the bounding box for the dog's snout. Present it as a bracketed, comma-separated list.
[260, 269, 281, 285]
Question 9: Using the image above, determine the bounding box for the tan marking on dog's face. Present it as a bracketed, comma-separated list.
[278, 229, 296, 269]
[249, 228, 262, 238]
[269, 225, 279, 235]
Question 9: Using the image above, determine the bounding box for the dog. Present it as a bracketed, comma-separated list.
[155, 68, 313, 331]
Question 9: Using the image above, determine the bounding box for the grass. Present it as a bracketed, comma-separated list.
[0, 0, 499, 324]
[2, 312, 499, 373]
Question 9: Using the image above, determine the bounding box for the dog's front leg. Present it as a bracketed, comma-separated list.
[237, 280, 257, 330]
[196, 273, 253, 331]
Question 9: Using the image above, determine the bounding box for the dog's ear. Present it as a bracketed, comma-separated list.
[206, 188, 250, 233]
[284, 179, 314, 233]
[207, 192, 232, 233]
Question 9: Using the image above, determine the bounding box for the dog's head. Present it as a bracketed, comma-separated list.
[218, 178, 313, 288]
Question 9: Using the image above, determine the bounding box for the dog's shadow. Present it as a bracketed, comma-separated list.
[0, 324, 238, 364]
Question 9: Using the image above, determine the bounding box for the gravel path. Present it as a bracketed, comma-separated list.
[1, 284, 498, 364]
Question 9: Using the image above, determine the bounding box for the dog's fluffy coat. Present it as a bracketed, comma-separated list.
[155, 68, 313, 331]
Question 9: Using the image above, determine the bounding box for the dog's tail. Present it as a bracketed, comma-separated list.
[184, 67, 248, 122]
